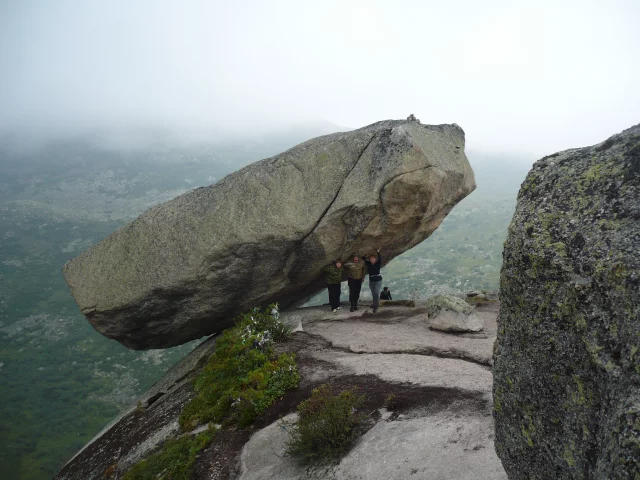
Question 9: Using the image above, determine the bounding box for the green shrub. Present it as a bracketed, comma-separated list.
[124, 305, 298, 479]
[285, 384, 367, 465]
[180, 304, 299, 430]
[123, 428, 215, 480]
[384, 393, 398, 410]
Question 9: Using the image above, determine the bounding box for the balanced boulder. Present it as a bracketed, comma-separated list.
[493, 125, 640, 478]
[63, 120, 475, 349]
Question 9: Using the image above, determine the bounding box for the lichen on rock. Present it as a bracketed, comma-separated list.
[493, 124, 640, 479]
[426, 295, 474, 316]
[426, 294, 483, 333]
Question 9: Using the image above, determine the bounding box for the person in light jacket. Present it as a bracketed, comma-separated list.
[343, 253, 366, 312]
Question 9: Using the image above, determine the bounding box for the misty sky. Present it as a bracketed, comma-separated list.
[1, 0, 639, 157]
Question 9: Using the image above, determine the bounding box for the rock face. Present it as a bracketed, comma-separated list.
[493, 125, 640, 478]
[63, 120, 475, 349]
[55, 301, 506, 480]
[427, 294, 484, 332]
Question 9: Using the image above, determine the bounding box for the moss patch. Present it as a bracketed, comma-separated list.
[123, 427, 216, 480]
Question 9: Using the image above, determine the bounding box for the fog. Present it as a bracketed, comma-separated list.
[1, 0, 639, 158]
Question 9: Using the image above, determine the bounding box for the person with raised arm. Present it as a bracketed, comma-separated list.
[365, 248, 383, 313]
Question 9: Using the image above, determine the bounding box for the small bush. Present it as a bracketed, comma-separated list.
[123, 428, 215, 480]
[180, 304, 299, 430]
[285, 384, 367, 465]
[384, 393, 398, 410]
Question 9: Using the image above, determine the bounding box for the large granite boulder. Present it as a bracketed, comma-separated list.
[63, 120, 475, 349]
[493, 125, 640, 478]
[427, 294, 483, 332]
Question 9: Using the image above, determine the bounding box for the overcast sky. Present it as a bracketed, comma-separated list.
[1, 0, 639, 157]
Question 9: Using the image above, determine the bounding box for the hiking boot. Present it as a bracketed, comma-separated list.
[373, 306, 378, 313]
[337, 306, 342, 310]
[354, 305, 359, 311]
[332, 309, 338, 313]
[350, 305, 354, 312]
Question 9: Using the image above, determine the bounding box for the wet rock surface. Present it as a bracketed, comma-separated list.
[56, 301, 505, 480]
[62, 120, 475, 349]
[493, 124, 640, 479]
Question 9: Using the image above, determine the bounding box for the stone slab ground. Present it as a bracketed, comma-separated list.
[55, 300, 506, 480]
[236, 301, 505, 479]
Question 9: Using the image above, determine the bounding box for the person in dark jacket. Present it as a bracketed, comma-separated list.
[365, 248, 383, 313]
[323, 259, 343, 313]
[343, 253, 366, 312]
[380, 286, 392, 300]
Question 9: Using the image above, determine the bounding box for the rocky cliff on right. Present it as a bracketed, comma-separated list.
[493, 124, 640, 479]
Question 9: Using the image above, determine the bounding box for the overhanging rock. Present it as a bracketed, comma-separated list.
[63, 120, 475, 349]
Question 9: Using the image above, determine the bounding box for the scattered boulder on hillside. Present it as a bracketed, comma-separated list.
[493, 124, 640, 478]
[427, 294, 483, 333]
[63, 120, 475, 349]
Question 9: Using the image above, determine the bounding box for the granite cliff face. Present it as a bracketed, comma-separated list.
[493, 125, 640, 478]
[63, 120, 475, 349]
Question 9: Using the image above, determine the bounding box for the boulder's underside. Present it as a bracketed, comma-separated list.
[63, 120, 475, 349]
[493, 124, 640, 478]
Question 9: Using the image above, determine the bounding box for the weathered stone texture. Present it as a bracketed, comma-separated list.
[493, 125, 640, 479]
[426, 294, 483, 332]
[63, 120, 475, 349]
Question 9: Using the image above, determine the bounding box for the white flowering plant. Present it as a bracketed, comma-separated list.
[237, 304, 290, 345]
[180, 303, 298, 430]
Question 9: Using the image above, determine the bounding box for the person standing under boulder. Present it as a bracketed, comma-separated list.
[380, 286, 392, 300]
[343, 254, 366, 312]
[365, 248, 383, 313]
[323, 259, 344, 313]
